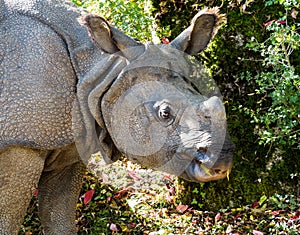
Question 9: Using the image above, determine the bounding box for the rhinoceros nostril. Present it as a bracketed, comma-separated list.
[197, 147, 208, 153]
[195, 147, 209, 164]
[195, 151, 206, 161]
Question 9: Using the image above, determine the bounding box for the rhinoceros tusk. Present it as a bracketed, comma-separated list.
[226, 169, 231, 181]
[200, 164, 212, 176]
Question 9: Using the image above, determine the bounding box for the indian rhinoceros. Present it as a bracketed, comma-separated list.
[0, 0, 234, 234]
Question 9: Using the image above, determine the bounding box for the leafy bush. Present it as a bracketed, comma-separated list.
[72, 0, 160, 42]
[152, 0, 299, 209]
[239, 0, 300, 149]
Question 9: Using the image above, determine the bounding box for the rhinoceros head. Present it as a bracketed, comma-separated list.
[79, 8, 234, 182]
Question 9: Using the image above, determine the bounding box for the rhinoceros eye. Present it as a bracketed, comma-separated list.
[154, 101, 175, 124]
[157, 103, 174, 122]
[159, 106, 171, 119]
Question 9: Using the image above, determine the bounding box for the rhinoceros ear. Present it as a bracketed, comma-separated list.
[171, 8, 223, 55]
[79, 14, 142, 54]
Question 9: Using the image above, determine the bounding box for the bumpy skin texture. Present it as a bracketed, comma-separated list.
[0, 147, 47, 233]
[0, 0, 102, 234]
[38, 144, 86, 234]
[1, 14, 75, 148]
[0, 0, 105, 150]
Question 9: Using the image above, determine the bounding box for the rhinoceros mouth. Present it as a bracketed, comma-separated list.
[180, 151, 233, 182]
[189, 160, 231, 182]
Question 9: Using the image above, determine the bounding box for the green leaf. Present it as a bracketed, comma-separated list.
[258, 195, 268, 206]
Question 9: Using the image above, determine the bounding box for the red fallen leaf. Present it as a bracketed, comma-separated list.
[215, 212, 222, 222]
[113, 189, 127, 199]
[253, 230, 264, 235]
[289, 211, 300, 221]
[83, 189, 94, 205]
[277, 20, 286, 25]
[263, 20, 275, 27]
[128, 171, 141, 180]
[33, 189, 39, 197]
[176, 204, 189, 213]
[252, 201, 259, 208]
[169, 186, 175, 195]
[128, 222, 136, 228]
[270, 210, 280, 216]
[164, 174, 173, 181]
[161, 37, 170, 44]
[110, 223, 118, 232]
[188, 207, 195, 213]
[236, 213, 242, 219]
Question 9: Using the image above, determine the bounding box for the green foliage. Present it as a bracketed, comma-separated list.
[239, 1, 300, 149]
[72, 0, 159, 42]
[152, 0, 299, 210]
[20, 195, 43, 234]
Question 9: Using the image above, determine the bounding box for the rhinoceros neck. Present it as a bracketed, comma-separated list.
[3, 0, 103, 80]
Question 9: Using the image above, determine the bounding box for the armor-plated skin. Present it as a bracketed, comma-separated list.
[0, 0, 234, 234]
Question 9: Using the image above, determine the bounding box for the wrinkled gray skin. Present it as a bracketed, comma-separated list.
[0, 0, 234, 234]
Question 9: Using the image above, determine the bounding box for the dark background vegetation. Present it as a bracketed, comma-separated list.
[150, 0, 299, 209]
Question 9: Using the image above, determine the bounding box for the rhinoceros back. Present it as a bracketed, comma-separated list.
[0, 0, 102, 151]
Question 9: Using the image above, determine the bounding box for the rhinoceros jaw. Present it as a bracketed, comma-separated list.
[187, 159, 230, 182]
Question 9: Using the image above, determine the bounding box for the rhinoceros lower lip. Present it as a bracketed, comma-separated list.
[175, 152, 231, 182]
[186, 159, 230, 182]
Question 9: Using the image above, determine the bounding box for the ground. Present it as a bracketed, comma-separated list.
[21, 156, 299, 234]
